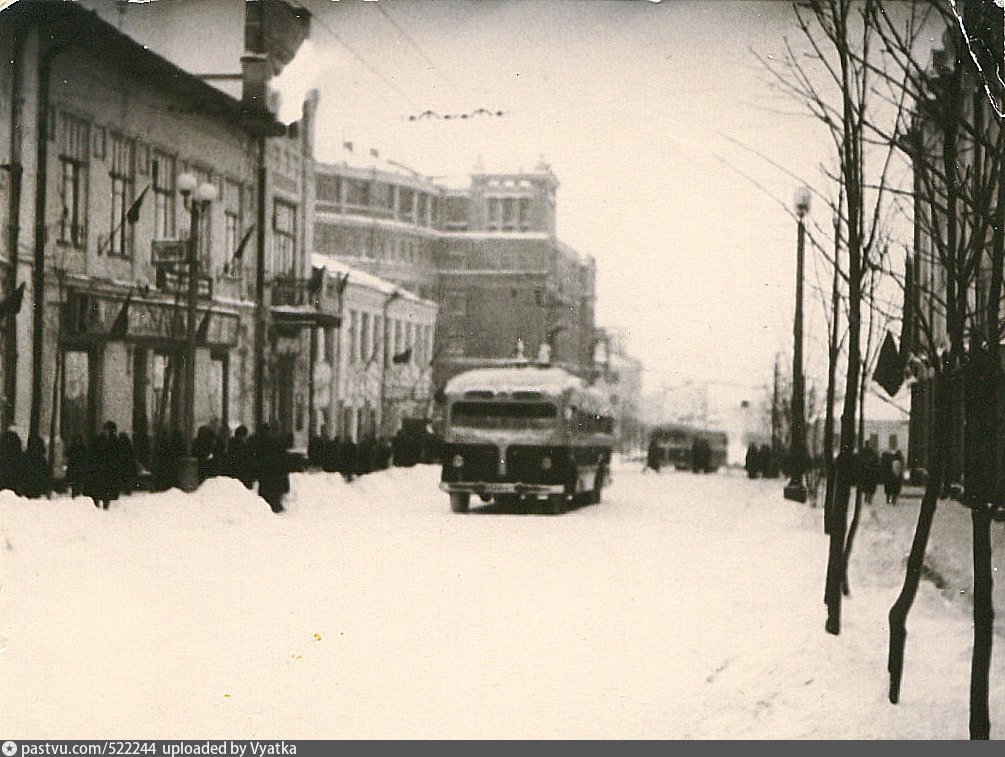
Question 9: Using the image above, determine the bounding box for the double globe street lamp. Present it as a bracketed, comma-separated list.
[784, 185, 812, 503]
[176, 172, 217, 491]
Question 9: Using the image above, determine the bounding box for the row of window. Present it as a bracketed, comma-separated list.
[329, 313, 433, 369]
[314, 223, 429, 265]
[316, 174, 440, 228]
[486, 196, 532, 232]
[52, 109, 299, 277]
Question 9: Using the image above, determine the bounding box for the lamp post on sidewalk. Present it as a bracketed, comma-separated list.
[785, 185, 812, 502]
[176, 171, 217, 492]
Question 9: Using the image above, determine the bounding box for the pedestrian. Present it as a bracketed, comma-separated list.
[192, 425, 215, 484]
[18, 435, 49, 498]
[89, 421, 121, 509]
[885, 450, 904, 505]
[745, 443, 759, 479]
[645, 437, 662, 473]
[337, 436, 356, 482]
[256, 424, 289, 514]
[226, 425, 255, 489]
[116, 431, 139, 495]
[0, 429, 24, 494]
[321, 436, 339, 473]
[856, 444, 880, 504]
[65, 433, 88, 498]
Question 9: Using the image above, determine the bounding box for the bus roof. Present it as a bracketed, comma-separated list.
[444, 365, 586, 398]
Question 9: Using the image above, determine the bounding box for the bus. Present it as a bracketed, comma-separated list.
[439, 359, 614, 514]
[650, 424, 728, 472]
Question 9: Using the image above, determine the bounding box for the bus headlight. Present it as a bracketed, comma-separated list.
[452, 454, 464, 468]
[541, 456, 552, 470]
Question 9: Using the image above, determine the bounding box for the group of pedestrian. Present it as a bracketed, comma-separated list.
[65, 422, 139, 509]
[0, 428, 53, 498]
[180, 422, 294, 514]
[306, 434, 394, 481]
[853, 444, 904, 504]
[744, 444, 781, 479]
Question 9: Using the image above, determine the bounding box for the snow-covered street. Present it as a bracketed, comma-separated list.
[2, 462, 1003, 738]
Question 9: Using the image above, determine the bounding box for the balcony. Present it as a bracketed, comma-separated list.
[270, 276, 339, 331]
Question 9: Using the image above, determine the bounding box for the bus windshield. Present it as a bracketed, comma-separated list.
[450, 401, 557, 430]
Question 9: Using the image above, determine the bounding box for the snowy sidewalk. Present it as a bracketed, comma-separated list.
[0, 466, 1002, 738]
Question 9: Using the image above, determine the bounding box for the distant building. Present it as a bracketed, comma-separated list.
[312, 255, 436, 441]
[592, 328, 644, 451]
[312, 159, 598, 391]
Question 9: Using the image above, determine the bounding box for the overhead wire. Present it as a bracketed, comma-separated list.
[375, 3, 457, 91]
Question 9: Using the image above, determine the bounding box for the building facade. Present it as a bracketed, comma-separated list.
[312, 254, 436, 441]
[311, 158, 600, 392]
[0, 1, 323, 469]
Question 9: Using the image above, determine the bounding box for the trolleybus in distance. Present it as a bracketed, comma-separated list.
[649, 424, 728, 472]
[439, 358, 614, 514]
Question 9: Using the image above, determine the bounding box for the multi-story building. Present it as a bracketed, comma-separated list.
[434, 162, 597, 387]
[311, 254, 436, 441]
[311, 158, 599, 391]
[592, 327, 645, 451]
[0, 1, 322, 470]
[313, 161, 442, 302]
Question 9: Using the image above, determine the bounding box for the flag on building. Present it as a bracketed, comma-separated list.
[873, 330, 905, 396]
[126, 185, 149, 224]
[370, 147, 380, 159]
[334, 272, 350, 298]
[308, 266, 324, 296]
[232, 224, 256, 264]
[196, 309, 212, 345]
[107, 291, 133, 341]
[0, 282, 26, 321]
[343, 140, 353, 153]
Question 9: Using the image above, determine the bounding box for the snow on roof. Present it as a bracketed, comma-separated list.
[444, 365, 584, 397]
[311, 253, 433, 306]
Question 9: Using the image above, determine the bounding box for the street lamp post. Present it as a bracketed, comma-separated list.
[177, 172, 217, 492]
[785, 185, 812, 502]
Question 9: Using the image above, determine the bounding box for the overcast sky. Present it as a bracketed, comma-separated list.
[270, 0, 865, 408]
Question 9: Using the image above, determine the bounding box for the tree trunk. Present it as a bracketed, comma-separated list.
[888, 371, 947, 704]
[964, 350, 996, 739]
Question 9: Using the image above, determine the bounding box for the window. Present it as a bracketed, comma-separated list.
[152, 151, 175, 241]
[417, 193, 427, 226]
[324, 326, 335, 365]
[317, 174, 341, 204]
[224, 179, 243, 274]
[502, 197, 515, 230]
[347, 310, 357, 363]
[451, 401, 557, 430]
[360, 312, 370, 362]
[345, 178, 369, 208]
[518, 198, 530, 230]
[399, 188, 414, 222]
[273, 199, 296, 276]
[487, 198, 500, 230]
[889, 434, 898, 450]
[108, 133, 135, 257]
[59, 113, 89, 249]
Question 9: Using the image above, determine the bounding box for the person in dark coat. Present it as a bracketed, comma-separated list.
[89, 421, 121, 509]
[321, 436, 339, 473]
[884, 450, 904, 505]
[758, 444, 776, 478]
[645, 438, 662, 473]
[65, 433, 88, 498]
[337, 437, 356, 482]
[192, 425, 216, 484]
[855, 444, 880, 504]
[116, 432, 139, 496]
[745, 444, 759, 479]
[256, 424, 289, 513]
[0, 429, 23, 494]
[226, 425, 255, 489]
[18, 435, 49, 498]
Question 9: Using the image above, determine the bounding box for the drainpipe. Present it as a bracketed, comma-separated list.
[30, 41, 63, 438]
[3, 28, 25, 430]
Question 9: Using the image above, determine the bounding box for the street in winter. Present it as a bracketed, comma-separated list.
[2, 462, 1004, 738]
[1, 0, 1004, 741]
